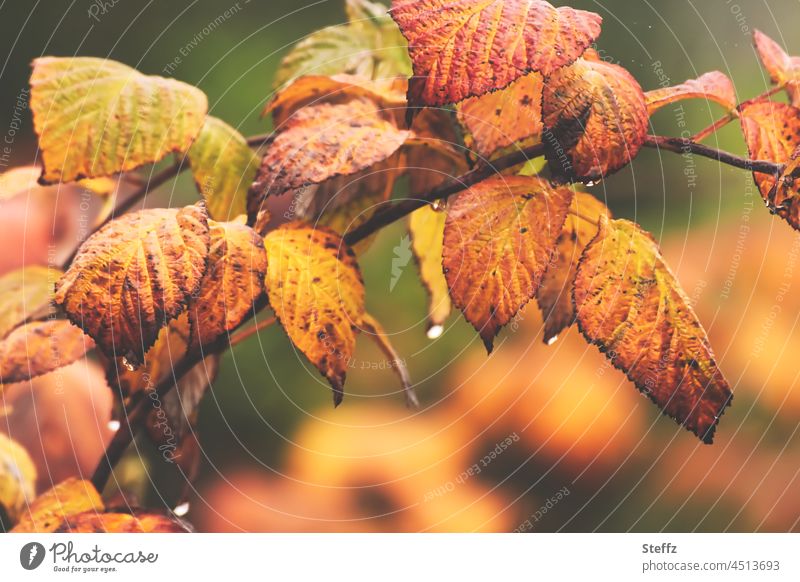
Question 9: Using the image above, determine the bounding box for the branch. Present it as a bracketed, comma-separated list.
[344, 143, 547, 245]
[91, 297, 274, 492]
[643, 135, 785, 175]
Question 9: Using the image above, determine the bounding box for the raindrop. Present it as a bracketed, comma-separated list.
[427, 324, 444, 339]
[173, 502, 190, 517]
[546, 335, 559, 346]
[585, 180, 596, 187]
[121, 357, 135, 372]
[107, 420, 121, 432]
[431, 199, 447, 212]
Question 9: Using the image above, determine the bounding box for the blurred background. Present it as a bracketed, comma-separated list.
[1, 0, 800, 532]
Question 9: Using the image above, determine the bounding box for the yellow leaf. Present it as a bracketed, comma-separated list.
[0, 433, 37, 526]
[0, 266, 61, 340]
[187, 116, 260, 221]
[536, 192, 611, 344]
[0, 166, 41, 200]
[12, 478, 104, 533]
[30, 57, 207, 183]
[442, 176, 574, 351]
[0, 320, 93, 384]
[249, 99, 411, 211]
[409, 205, 451, 331]
[542, 53, 648, 180]
[574, 218, 733, 443]
[263, 222, 365, 404]
[188, 220, 267, 351]
[457, 73, 544, 160]
[53, 510, 192, 533]
[55, 204, 210, 364]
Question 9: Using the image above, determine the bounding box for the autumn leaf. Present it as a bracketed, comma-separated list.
[391, 0, 602, 108]
[456, 73, 544, 160]
[536, 192, 611, 344]
[542, 54, 648, 180]
[266, 74, 407, 128]
[30, 57, 207, 183]
[739, 101, 800, 229]
[754, 29, 800, 106]
[274, 0, 411, 90]
[645, 71, 737, 115]
[53, 509, 191, 533]
[249, 98, 411, 211]
[55, 204, 210, 364]
[187, 116, 260, 221]
[409, 204, 451, 332]
[361, 312, 418, 407]
[0, 433, 36, 527]
[0, 320, 93, 385]
[0, 266, 61, 340]
[263, 222, 365, 404]
[188, 219, 268, 351]
[12, 478, 104, 533]
[574, 218, 733, 443]
[442, 176, 573, 351]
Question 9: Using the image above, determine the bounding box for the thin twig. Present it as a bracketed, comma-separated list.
[643, 135, 785, 175]
[229, 315, 276, 346]
[344, 143, 547, 245]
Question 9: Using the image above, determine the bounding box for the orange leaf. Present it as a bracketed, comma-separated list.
[442, 176, 573, 351]
[54, 509, 192, 533]
[543, 55, 648, 180]
[754, 29, 800, 106]
[12, 478, 104, 533]
[739, 101, 800, 229]
[574, 218, 732, 443]
[266, 74, 407, 128]
[263, 222, 365, 404]
[249, 99, 411, 214]
[0, 320, 93, 384]
[457, 73, 544, 159]
[645, 71, 737, 115]
[391, 0, 602, 107]
[188, 219, 267, 351]
[55, 204, 210, 364]
[536, 192, 610, 344]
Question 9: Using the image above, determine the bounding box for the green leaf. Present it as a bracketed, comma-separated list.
[30, 57, 207, 183]
[187, 116, 259, 221]
[0, 266, 61, 340]
[273, 5, 411, 90]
